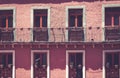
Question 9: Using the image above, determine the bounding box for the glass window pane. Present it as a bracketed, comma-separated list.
[34, 9, 48, 28]
[69, 53, 75, 66]
[77, 15, 82, 27]
[105, 15, 112, 26]
[106, 53, 112, 67]
[69, 16, 75, 27]
[8, 16, 13, 27]
[8, 53, 12, 64]
[42, 16, 47, 27]
[34, 16, 40, 27]
[42, 53, 47, 65]
[114, 15, 119, 25]
[114, 53, 119, 65]
[1, 16, 6, 27]
[1, 54, 6, 67]
[34, 54, 40, 66]
[76, 53, 82, 66]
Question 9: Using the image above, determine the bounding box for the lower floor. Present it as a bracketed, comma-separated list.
[0, 44, 120, 78]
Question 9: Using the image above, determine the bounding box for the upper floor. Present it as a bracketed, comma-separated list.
[0, 1, 120, 43]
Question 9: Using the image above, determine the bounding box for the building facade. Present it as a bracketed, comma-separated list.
[0, 0, 120, 78]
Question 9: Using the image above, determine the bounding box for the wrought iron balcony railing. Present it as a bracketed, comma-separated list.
[33, 27, 48, 42]
[0, 28, 14, 42]
[105, 26, 120, 41]
[68, 27, 84, 42]
[0, 27, 119, 43]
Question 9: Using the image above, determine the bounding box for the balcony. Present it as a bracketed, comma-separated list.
[0, 27, 119, 44]
[68, 27, 84, 42]
[105, 27, 120, 41]
[0, 28, 14, 42]
[33, 27, 48, 42]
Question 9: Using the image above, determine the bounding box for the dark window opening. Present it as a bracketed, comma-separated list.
[69, 9, 83, 27]
[0, 10, 14, 41]
[105, 52, 119, 68]
[33, 53, 47, 78]
[0, 53, 12, 68]
[105, 52, 119, 78]
[105, 7, 120, 27]
[0, 10, 13, 28]
[69, 53, 83, 78]
[33, 9, 48, 42]
[105, 7, 120, 41]
[114, 15, 119, 25]
[34, 53, 47, 68]
[0, 53, 13, 78]
[34, 9, 47, 28]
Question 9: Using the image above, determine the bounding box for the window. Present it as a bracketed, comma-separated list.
[0, 53, 13, 78]
[66, 50, 85, 78]
[68, 9, 84, 41]
[69, 53, 83, 68]
[33, 53, 47, 78]
[69, 53, 83, 78]
[34, 9, 47, 28]
[31, 50, 49, 78]
[105, 7, 120, 27]
[33, 9, 48, 41]
[69, 9, 83, 27]
[105, 7, 120, 41]
[0, 10, 13, 28]
[34, 53, 47, 67]
[105, 52, 119, 78]
[0, 10, 14, 41]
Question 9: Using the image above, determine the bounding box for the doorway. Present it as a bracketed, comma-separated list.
[105, 52, 119, 78]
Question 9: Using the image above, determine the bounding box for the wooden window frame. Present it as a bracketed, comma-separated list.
[34, 53, 47, 67]
[0, 50, 15, 78]
[69, 53, 83, 67]
[31, 50, 50, 78]
[105, 13, 120, 27]
[68, 9, 83, 27]
[66, 50, 85, 78]
[105, 52, 119, 68]
[0, 53, 13, 67]
[105, 7, 120, 27]
[103, 50, 120, 78]
[34, 9, 47, 28]
[0, 10, 13, 29]
[66, 6, 86, 42]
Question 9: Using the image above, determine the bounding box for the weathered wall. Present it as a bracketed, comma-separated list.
[0, 0, 120, 78]
[85, 45, 103, 78]
[0, 44, 120, 78]
[0, 1, 120, 42]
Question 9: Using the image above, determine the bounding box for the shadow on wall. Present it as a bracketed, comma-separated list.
[0, 0, 101, 4]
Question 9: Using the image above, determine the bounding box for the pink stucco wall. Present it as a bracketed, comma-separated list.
[85, 45, 103, 78]
[50, 45, 66, 78]
[15, 46, 31, 78]
[0, 1, 120, 42]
